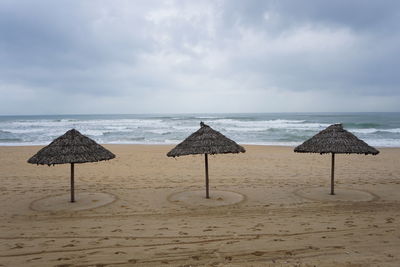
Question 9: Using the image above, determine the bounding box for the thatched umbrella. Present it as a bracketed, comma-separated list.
[28, 129, 115, 202]
[167, 122, 245, 199]
[294, 124, 379, 195]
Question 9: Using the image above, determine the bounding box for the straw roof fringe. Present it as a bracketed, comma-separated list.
[28, 129, 115, 165]
[167, 122, 245, 157]
[294, 124, 379, 155]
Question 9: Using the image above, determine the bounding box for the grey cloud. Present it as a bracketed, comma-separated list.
[0, 0, 399, 114]
[0, 0, 156, 95]
[221, 0, 400, 32]
[216, 0, 400, 95]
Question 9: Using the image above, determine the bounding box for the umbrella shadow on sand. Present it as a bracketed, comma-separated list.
[167, 122, 245, 199]
[294, 124, 379, 195]
[28, 129, 115, 203]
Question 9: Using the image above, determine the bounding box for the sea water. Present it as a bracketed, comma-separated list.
[0, 113, 399, 147]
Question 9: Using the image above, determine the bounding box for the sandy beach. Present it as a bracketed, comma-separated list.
[0, 145, 399, 266]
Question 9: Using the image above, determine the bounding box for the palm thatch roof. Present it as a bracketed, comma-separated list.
[167, 122, 245, 157]
[294, 124, 379, 155]
[28, 129, 116, 165]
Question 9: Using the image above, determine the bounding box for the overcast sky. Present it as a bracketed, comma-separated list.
[1, 0, 399, 115]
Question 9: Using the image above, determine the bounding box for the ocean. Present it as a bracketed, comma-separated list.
[0, 113, 399, 147]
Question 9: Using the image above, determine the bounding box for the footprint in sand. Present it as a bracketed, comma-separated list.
[87, 251, 100, 255]
[11, 243, 24, 249]
[28, 257, 42, 262]
[386, 217, 394, 223]
[252, 251, 264, 256]
[56, 257, 71, 261]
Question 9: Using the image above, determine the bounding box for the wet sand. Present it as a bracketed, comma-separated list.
[0, 145, 399, 266]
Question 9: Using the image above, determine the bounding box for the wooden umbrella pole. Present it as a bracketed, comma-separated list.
[205, 154, 209, 199]
[330, 153, 335, 195]
[71, 163, 75, 202]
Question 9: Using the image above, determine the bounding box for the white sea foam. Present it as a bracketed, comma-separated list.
[378, 128, 400, 133]
[350, 128, 381, 134]
[1, 128, 44, 134]
[148, 129, 172, 135]
[1, 114, 400, 147]
[214, 119, 328, 131]
[350, 128, 400, 134]
[362, 139, 400, 147]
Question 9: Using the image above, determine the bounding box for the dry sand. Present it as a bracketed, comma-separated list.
[0, 145, 399, 266]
